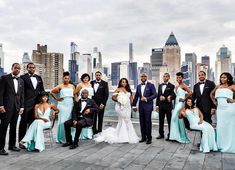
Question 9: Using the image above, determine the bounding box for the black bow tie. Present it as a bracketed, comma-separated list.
[30, 74, 36, 77]
[13, 77, 19, 80]
[199, 81, 205, 84]
[95, 81, 100, 84]
[163, 83, 168, 85]
[141, 82, 146, 85]
[81, 99, 87, 102]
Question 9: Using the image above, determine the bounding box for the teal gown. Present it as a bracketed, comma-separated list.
[215, 88, 235, 153]
[169, 87, 190, 143]
[185, 108, 217, 152]
[79, 87, 94, 140]
[22, 107, 51, 152]
[56, 88, 75, 143]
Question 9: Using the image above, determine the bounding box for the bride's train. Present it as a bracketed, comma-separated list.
[94, 92, 139, 144]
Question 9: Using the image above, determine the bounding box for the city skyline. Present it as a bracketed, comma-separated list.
[1, 0, 235, 72]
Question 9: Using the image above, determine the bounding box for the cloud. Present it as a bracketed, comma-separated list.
[0, 0, 235, 73]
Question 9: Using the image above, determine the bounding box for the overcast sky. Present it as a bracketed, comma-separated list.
[1, 0, 235, 73]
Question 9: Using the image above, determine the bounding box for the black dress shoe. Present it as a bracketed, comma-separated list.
[146, 140, 152, 144]
[156, 135, 164, 139]
[0, 149, 8, 156]
[62, 143, 72, 147]
[197, 143, 200, 148]
[139, 139, 146, 143]
[165, 138, 170, 141]
[8, 146, 20, 152]
[93, 129, 98, 135]
[19, 143, 26, 149]
[69, 144, 78, 149]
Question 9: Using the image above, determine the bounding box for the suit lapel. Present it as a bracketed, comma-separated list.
[78, 100, 82, 113]
[94, 80, 102, 94]
[143, 82, 148, 96]
[35, 75, 40, 89]
[96, 81, 102, 92]
[163, 83, 169, 95]
[201, 80, 208, 96]
[8, 74, 16, 94]
[16, 78, 20, 94]
[196, 83, 202, 96]
[159, 84, 163, 96]
[138, 84, 142, 96]
[26, 74, 35, 90]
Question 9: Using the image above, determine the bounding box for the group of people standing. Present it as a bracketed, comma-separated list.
[0, 62, 234, 155]
[156, 71, 235, 153]
[0, 62, 109, 155]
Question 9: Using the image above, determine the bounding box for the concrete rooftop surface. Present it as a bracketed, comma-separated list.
[0, 119, 234, 170]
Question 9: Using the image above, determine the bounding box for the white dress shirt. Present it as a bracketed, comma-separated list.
[162, 82, 168, 94]
[141, 82, 146, 96]
[80, 99, 87, 114]
[12, 74, 18, 93]
[94, 80, 101, 93]
[199, 81, 205, 95]
[29, 74, 38, 89]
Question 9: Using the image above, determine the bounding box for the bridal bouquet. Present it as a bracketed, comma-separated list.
[117, 93, 130, 109]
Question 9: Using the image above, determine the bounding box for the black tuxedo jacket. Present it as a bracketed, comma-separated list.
[0, 74, 24, 111]
[90, 80, 109, 106]
[156, 82, 176, 109]
[192, 79, 216, 113]
[72, 98, 99, 126]
[20, 73, 44, 109]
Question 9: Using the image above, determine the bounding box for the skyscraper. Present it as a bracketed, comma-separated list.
[79, 54, 92, 78]
[181, 62, 191, 87]
[129, 62, 138, 88]
[201, 55, 212, 80]
[92, 47, 103, 79]
[32, 44, 64, 89]
[150, 48, 163, 85]
[120, 61, 129, 79]
[21, 52, 45, 76]
[71, 42, 78, 54]
[21, 52, 32, 75]
[185, 53, 197, 86]
[163, 32, 181, 84]
[93, 47, 98, 69]
[129, 43, 133, 63]
[140, 63, 152, 79]
[215, 45, 232, 83]
[69, 42, 79, 83]
[103, 66, 109, 77]
[111, 62, 121, 86]
[196, 63, 209, 81]
[201, 55, 210, 68]
[22, 52, 31, 63]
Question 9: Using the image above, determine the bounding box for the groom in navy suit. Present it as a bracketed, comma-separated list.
[133, 73, 157, 144]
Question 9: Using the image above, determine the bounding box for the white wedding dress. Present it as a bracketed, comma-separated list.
[94, 92, 139, 144]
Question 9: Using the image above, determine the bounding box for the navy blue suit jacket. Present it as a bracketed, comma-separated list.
[133, 82, 157, 112]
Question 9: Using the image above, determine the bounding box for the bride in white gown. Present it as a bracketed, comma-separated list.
[94, 78, 139, 144]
